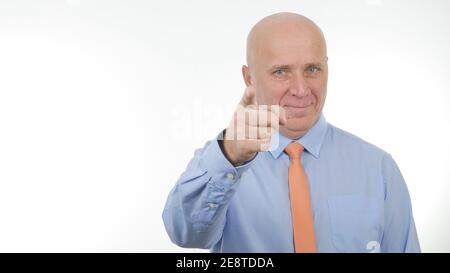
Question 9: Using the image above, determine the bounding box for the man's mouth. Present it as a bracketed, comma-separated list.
[283, 102, 314, 118]
[285, 105, 310, 109]
[284, 101, 313, 109]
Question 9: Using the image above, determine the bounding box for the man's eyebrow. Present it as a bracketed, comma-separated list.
[305, 62, 324, 68]
[267, 64, 293, 72]
[267, 62, 324, 72]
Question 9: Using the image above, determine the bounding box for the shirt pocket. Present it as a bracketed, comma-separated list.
[328, 194, 383, 253]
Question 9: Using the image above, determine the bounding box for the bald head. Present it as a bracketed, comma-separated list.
[246, 12, 327, 68]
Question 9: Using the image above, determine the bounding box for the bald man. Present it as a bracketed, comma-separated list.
[162, 12, 420, 253]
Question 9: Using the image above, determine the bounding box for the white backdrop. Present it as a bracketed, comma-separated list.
[0, 0, 449, 252]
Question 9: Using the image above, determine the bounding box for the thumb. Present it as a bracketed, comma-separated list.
[239, 85, 257, 107]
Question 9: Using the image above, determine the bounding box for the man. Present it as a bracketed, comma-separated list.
[162, 12, 420, 253]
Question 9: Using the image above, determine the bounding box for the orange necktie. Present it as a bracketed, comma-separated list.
[285, 143, 317, 253]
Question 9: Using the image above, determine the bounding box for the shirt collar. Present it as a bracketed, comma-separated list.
[269, 113, 328, 159]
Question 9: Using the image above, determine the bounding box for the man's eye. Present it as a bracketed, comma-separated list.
[274, 69, 285, 76]
[307, 66, 319, 73]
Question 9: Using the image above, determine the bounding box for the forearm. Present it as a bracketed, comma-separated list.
[162, 137, 254, 249]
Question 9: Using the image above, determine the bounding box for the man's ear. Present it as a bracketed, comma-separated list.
[242, 65, 252, 87]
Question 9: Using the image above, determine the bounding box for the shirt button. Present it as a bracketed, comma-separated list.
[226, 172, 235, 181]
[208, 203, 218, 209]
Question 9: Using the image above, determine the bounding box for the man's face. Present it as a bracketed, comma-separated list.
[245, 22, 328, 139]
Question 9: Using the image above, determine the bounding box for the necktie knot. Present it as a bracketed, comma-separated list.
[284, 143, 304, 160]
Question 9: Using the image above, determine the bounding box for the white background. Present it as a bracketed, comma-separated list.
[0, 0, 449, 252]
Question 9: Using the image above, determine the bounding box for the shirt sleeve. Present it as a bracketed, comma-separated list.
[162, 133, 255, 249]
[381, 154, 421, 253]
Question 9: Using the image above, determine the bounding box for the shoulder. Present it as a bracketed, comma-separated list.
[325, 123, 394, 164]
[324, 123, 401, 190]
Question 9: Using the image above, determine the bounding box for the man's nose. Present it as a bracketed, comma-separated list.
[288, 74, 310, 98]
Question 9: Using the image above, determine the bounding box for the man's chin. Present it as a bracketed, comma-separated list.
[278, 117, 313, 139]
[286, 115, 313, 129]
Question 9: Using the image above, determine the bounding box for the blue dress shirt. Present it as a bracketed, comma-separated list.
[162, 114, 420, 252]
